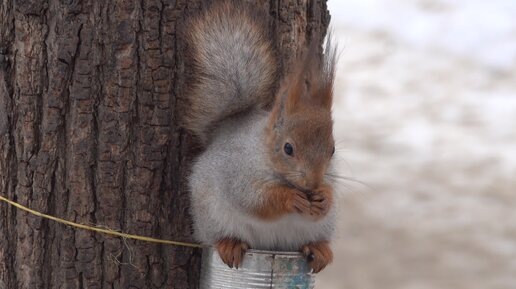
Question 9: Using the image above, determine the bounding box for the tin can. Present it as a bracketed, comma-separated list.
[200, 247, 316, 289]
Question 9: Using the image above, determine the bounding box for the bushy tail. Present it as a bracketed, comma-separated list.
[182, 1, 278, 144]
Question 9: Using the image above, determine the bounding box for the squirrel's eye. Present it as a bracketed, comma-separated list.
[332, 146, 335, 156]
[284, 143, 294, 156]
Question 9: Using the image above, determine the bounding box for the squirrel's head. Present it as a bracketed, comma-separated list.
[266, 39, 337, 192]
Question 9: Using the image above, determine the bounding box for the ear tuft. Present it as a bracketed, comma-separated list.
[317, 33, 338, 110]
[270, 34, 338, 122]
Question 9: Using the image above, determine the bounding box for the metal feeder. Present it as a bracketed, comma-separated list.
[200, 247, 315, 289]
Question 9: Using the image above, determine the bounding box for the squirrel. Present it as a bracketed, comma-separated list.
[182, 0, 337, 274]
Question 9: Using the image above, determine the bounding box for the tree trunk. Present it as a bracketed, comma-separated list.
[0, 0, 329, 288]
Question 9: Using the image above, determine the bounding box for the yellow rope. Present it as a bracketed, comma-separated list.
[0, 195, 204, 249]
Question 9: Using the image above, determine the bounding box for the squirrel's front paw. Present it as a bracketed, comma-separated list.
[308, 185, 333, 219]
[286, 190, 312, 216]
[288, 185, 333, 220]
[215, 238, 249, 269]
[301, 241, 333, 273]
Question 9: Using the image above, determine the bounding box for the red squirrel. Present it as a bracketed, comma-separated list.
[182, 0, 337, 273]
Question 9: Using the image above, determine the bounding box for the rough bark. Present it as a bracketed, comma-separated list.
[0, 0, 329, 288]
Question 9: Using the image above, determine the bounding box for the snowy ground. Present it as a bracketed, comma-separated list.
[320, 1, 516, 288]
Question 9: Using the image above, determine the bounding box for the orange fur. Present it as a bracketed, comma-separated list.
[266, 102, 335, 191]
[308, 184, 334, 220]
[301, 240, 333, 273]
[254, 184, 333, 221]
[216, 238, 249, 269]
[265, 39, 337, 194]
[253, 184, 308, 220]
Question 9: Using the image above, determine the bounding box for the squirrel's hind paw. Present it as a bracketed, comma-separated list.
[216, 238, 249, 269]
[301, 241, 333, 273]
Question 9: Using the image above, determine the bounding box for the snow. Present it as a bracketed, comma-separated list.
[320, 1, 516, 288]
[329, 0, 516, 70]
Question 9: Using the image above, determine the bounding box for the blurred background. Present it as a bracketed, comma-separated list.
[321, 0, 516, 288]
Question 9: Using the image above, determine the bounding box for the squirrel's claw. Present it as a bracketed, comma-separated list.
[216, 238, 249, 269]
[301, 241, 333, 273]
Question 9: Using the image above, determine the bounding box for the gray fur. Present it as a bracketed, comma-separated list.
[183, 1, 277, 144]
[189, 111, 336, 251]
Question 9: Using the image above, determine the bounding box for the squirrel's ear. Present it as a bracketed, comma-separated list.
[272, 67, 303, 117]
[280, 50, 312, 115]
[312, 77, 333, 110]
[284, 79, 302, 115]
[270, 86, 299, 126]
[273, 36, 337, 117]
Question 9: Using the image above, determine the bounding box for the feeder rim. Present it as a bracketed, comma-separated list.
[205, 247, 304, 256]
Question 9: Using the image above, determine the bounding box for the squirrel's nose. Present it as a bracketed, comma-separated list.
[303, 167, 326, 190]
[302, 177, 319, 191]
